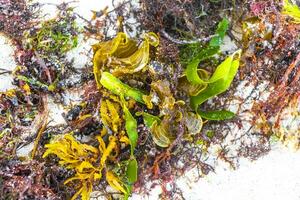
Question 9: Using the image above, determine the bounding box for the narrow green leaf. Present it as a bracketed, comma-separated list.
[126, 158, 138, 183]
[100, 72, 145, 103]
[123, 104, 138, 155]
[198, 110, 235, 120]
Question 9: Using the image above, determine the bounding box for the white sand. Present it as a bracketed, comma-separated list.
[0, 35, 16, 91]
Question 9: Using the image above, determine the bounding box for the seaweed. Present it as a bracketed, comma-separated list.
[1, 0, 300, 199]
[282, 0, 300, 23]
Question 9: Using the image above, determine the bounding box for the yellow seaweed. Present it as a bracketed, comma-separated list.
[282, 0, 300, 23]
[43, 134, 98, 169]
[93, 32, 159, 86]
[100, 99, 122, 133]
[43, 134, 101, 200]
[98, 136, 118, 167]
[106, 171, 127, 194]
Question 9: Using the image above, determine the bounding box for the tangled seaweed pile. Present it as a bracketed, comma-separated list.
[0, 0, 300, 199]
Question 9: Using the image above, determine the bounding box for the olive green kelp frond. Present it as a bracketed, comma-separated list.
[93, 32, 159, 86]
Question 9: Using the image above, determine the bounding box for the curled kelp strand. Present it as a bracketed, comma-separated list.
[93, 32, 159, 79]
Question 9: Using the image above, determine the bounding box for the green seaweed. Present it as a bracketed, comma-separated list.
[100, 72, 146, 103]
[198, 110, 235, 120]
[191, 50, 241, 110]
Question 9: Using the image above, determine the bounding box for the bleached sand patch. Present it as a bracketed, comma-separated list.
[0, 35, 16, 91]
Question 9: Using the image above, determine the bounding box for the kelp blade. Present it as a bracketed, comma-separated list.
[191, 50, 241, 110]
[100, 72, 145, 103]
[198, 110, 235, 120]
[185, 18, 229, 85]
[123, 102, 138, 155]
[93, 32, 159, 83]
[185, 46, 219, 84]
[93, 32, 128, 85]
[126, 158, 138, 184]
